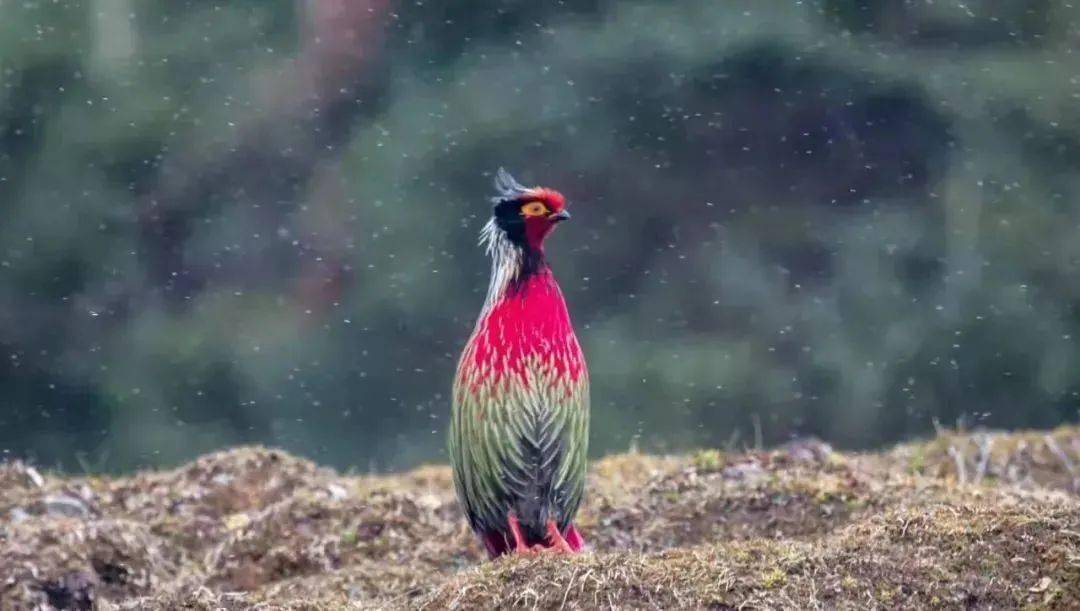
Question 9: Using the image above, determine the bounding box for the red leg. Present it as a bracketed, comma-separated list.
[507, 515, 534, 554]
[564, 524, 586, 551]
[545, 521, 575, 553]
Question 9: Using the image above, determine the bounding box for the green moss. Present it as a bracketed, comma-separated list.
[340, 529, 357, 545]
[690, 449, 726, 472]
[761, 567, 788, 589]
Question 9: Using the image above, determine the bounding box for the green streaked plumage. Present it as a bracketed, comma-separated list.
[450, 352, 589, 539]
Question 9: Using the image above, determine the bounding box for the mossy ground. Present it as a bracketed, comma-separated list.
[1, 427, 1078, 610]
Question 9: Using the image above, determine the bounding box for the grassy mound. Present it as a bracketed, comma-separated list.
[1, 427, 1078, 609]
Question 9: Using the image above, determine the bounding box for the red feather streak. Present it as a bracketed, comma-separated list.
[457, 269, 585, 400]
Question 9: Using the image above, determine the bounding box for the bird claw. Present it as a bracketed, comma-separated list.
[507, 515, 531, 554]
[515, 543, 565, 557]
[545, 521, 575, 553]
[506, 516, 576, 555]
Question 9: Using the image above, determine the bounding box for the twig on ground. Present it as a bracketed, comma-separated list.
[948, 443, 968, 485]
[973, 433, 994, 485]
[1043, 434, 1078, 492]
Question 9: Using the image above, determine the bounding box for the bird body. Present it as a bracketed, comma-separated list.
[449, 169, 589, 558]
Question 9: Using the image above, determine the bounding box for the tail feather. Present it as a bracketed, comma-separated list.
[481, 530, 510, 559]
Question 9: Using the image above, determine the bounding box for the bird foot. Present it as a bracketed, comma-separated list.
[505, 516, 577, 555]
[544, 521, 575, 554]
[507, 515, 533, 554]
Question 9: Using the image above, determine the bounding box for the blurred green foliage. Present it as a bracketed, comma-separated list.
[1, 0, 1078, 472]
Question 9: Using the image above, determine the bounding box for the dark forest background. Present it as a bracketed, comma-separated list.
[2, 0, 1078, 472]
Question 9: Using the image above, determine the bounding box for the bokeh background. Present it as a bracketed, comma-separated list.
[2, 0, 1078, 473]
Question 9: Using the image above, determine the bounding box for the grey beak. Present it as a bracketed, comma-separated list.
[550, 209, 571, 223]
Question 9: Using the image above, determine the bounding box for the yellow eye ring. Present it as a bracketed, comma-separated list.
[521, 201, 549, 217]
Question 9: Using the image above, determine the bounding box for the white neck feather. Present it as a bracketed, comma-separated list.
[478, 218, 523, 317]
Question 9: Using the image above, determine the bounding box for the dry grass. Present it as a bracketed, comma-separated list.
[1, 428, 1078, 610]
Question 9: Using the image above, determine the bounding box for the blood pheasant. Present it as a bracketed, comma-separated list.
[449, 168, 589, 558]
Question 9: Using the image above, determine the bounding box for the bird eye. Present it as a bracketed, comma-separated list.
[521, 201, 549, 217]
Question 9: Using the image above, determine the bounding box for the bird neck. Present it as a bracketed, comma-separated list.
[479, 219, 551, 317]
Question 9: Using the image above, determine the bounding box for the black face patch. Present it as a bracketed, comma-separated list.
[493, 199, 528, 246]
[492, 198, 547, 284]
